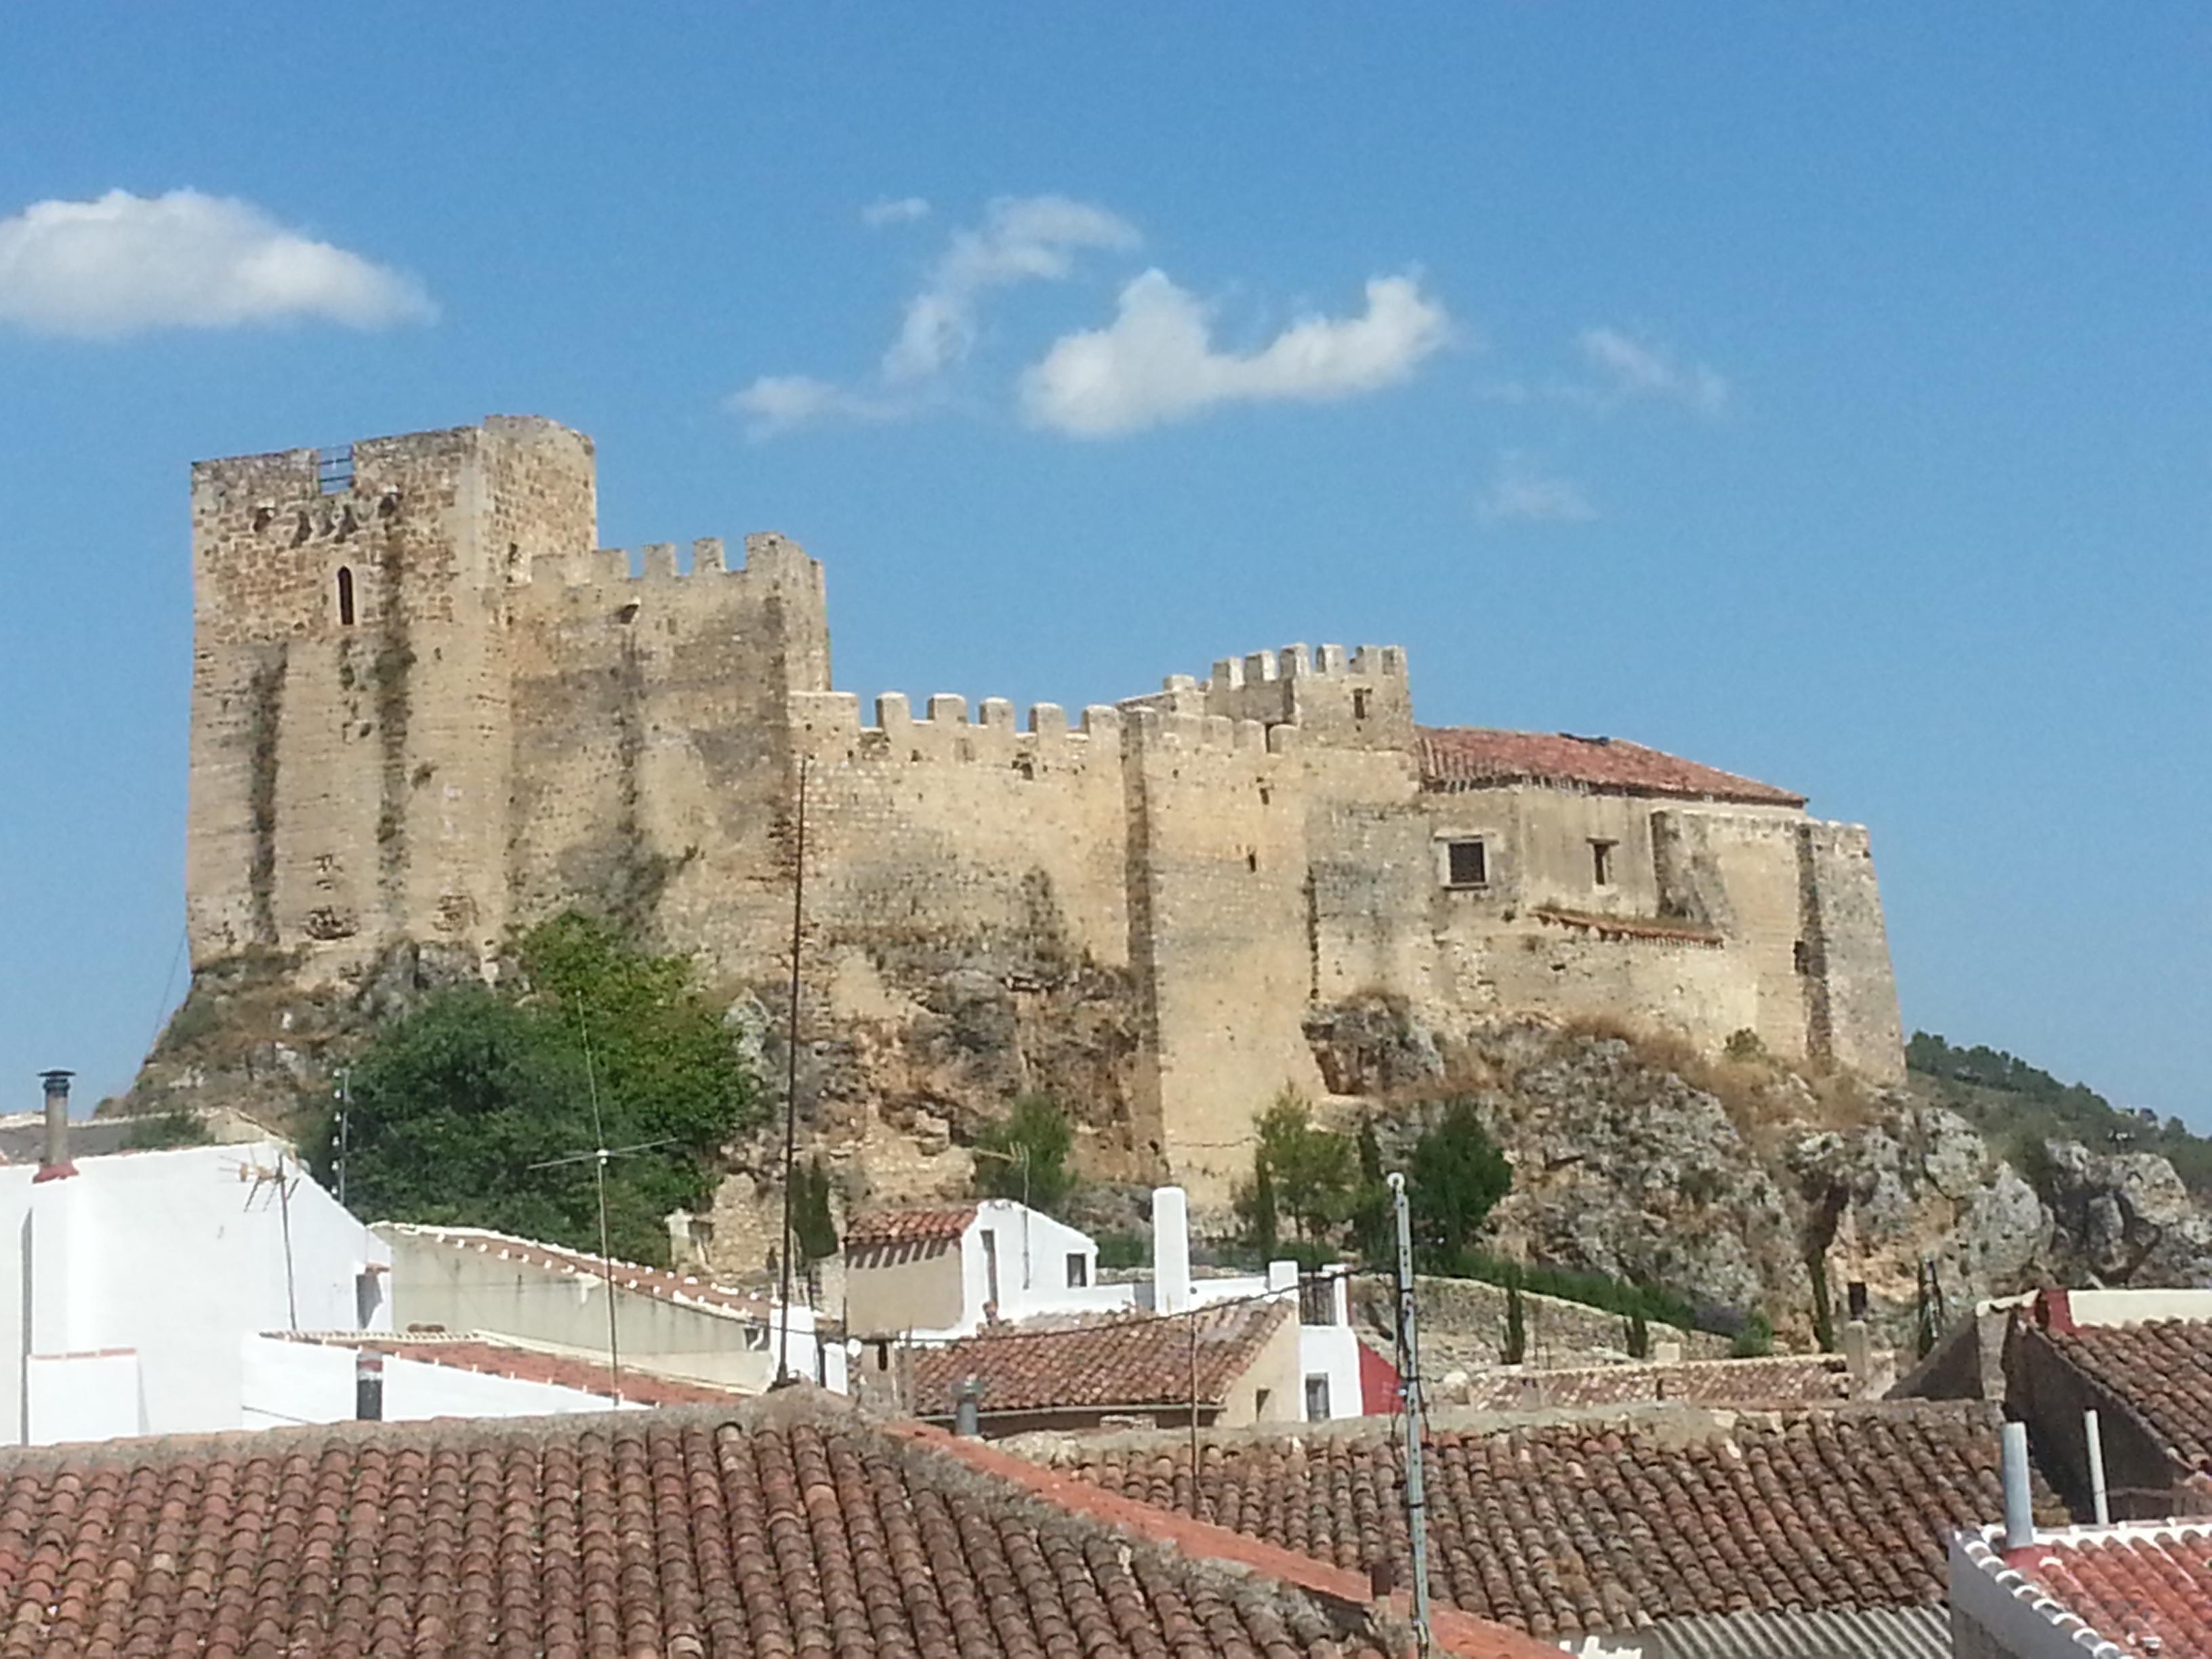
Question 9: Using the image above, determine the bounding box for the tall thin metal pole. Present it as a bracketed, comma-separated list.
[577, 996, 621, 1399]
[777, 756, 809, 1383]
[334, 1067, 352, 1209]
[1387, 1172, 1433, 1657]
[1187, 1306, 1200, 1514]
[2084, 1409, 2110, 1525]
[593, 1147, 620, 1392]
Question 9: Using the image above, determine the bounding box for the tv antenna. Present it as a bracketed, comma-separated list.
[527, 994, 674, 1401]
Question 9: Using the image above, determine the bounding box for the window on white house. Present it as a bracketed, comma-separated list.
[1445, 839, 1488, 888]
[981, 1229, 1000, 1307]
[1305, 1374, 1332, 1420]
[1065, 1252, 1088, 1288]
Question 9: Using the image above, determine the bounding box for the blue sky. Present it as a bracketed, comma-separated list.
[1, 5, 2205, 1123]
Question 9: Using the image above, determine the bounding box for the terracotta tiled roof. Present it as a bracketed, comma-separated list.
[1059, 1402, 2055, 1640]
[386, 1224, 775, 1319]
[1451, 1355, 1855, 1412]
[912, 1300, 1292, 1418]
[276, 1332, 743, 1407]
[843, 1206, 977, 1251]
[0, 1398, 1427, 1659]
[1959, 1522, 2212, 1659]
[2029, 1528, 2212, 1658]
[2044, 1319, 2212, 1477]
[1416, 727, 1805, 807]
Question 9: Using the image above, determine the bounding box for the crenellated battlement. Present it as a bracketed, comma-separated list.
[790, 689, 1132, 773]
[507, 531, 818, 589]
[1198, 642, 1407, 689]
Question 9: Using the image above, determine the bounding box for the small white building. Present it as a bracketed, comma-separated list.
[0, 1132, 389, 1444]
[841, 1199, 1139, 1339]
[842, 1187, 1364, 1422]
[377, 1223, 844, 1395]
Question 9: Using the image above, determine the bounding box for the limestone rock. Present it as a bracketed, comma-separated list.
[2043, 1140, 2212, 1286]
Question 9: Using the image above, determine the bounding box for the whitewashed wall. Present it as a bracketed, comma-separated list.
[240, 1334, 645, 1427]
[0, 1142, 388, 1445]
[378, 1225, 846, 1393]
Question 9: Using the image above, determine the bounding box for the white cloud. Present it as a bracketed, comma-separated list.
[726, 375, 914, 440]
[1021, 269, 1450, 438]
[861, 196, 932, 227]
[0, 188, 434, 338]
[1478, 451, 1596, 524]
[882, 194, 1139, 382]
[1572, 327, 1727, 413]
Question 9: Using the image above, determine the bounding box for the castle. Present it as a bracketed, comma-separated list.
[186, 416, 1904, 1202]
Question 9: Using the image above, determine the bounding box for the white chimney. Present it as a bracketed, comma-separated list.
[1151, 1186, 1191, 1314]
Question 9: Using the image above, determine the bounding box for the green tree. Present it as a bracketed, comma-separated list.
[1732, 1313, 1775, 1359]
[1625, 1307, 1650, 1359]
[973, 1094, 1074, 1214]
[1252, 1090, 1356, 1241]
[1502, 1265, 1528, 1364]
[316, 914, 757, 1265]
[1407, 1099, 1512, 1267]
[1349, 1115, 1393, 1264]
[1237, 1156, 1282, 1257]
[792, 1155, 840, 1265]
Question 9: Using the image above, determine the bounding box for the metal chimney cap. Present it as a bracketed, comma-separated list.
[38, 1070, 74, 1088]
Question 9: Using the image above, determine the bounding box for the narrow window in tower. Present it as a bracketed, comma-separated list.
[335, 567, 356, 627]
[1352, 687, 1372, 721]
[1590, 839, 1616, 888]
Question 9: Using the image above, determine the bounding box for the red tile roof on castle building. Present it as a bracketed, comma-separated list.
[0, 1396, 1549, 1659]
[1958, 1521, 2212, 1659]
[275, 1331, 743, 1407]
[842, 1206, 977, 1251]
[1416, 727, 1806, 807]
[909, 1301, 1292, 1419]
[1053, 1401, 2056, 1641]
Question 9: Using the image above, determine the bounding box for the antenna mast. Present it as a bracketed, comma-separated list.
[527, 996, 676, 1403]
[777, 756, 809, 1383]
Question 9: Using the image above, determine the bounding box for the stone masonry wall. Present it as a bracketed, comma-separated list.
[178, 417, 1906, 1228]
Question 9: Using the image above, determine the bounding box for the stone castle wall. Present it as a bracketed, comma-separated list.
[184, 417, 1906, 1213]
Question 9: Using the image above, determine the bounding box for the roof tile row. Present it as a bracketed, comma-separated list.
[1059, 1403, 2048, 1639]
[1415, 728, 1804, 808]
[912, 1301, 1291, 1418]
[0, 1400, 1397, 1659]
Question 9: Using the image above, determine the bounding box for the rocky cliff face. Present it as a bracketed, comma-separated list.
[122, 936, 2211, 1336]
[1307, 997, 2212, 1349]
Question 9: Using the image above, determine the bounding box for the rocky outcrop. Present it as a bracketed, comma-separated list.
[2042, 1141, 2212, 1286]
[1307, 1001, 2212, 1350]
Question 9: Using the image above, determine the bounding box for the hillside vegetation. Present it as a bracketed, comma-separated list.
[1907, 1031, 2212, 1198]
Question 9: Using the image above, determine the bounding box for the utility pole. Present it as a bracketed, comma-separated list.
[1387, 1172, 1434, 1658]
[777, 756, 810, 1385]
[332, 1067, 352, 1209]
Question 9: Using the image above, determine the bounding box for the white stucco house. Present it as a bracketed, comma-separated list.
[0, 1134, 390, 1445]
[843, 1187, 1364, 1422]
